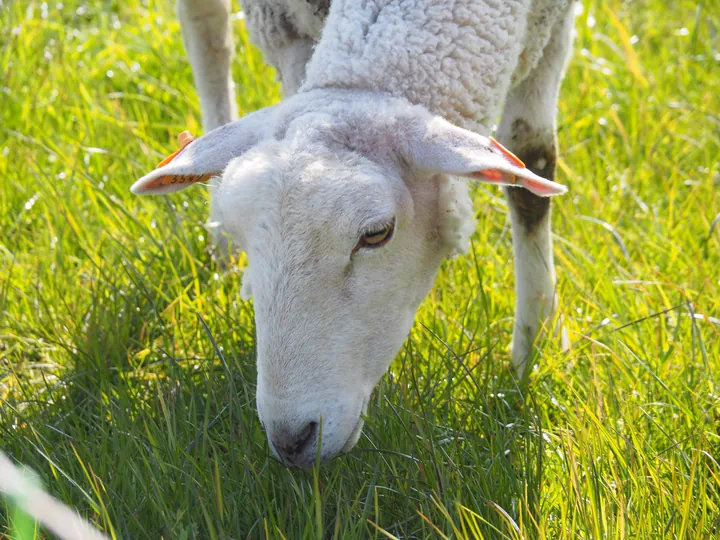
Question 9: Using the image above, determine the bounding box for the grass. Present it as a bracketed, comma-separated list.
[1, 0, 719, 537]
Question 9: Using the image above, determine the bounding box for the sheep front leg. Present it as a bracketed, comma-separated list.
[497, 6, 575, 379]
[177, 0, 237, 254]
[177, 0, 238, 132]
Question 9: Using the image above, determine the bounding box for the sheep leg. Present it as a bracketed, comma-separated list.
[272, 39, 315, 95]
[177, 0, 238, 132]
[496, 6, 575, 378]
[240, 0, 317, 96]
[177, 0, 238, 254]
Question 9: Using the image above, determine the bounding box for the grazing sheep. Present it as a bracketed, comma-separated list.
[132, 0, 575, 468]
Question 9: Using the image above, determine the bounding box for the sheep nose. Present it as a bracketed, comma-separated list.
[271, 422, 317, 464]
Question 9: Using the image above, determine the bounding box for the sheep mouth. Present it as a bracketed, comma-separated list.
[340, 398, 368, 454]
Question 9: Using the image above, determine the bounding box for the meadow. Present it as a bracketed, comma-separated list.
[1, 0, 719, 537]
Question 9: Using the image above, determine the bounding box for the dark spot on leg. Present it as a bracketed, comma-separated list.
[506, 119, 558, 233]
[506, 186, 550, 233]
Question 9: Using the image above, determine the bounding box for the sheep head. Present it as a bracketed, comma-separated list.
[132, 90, 566, 468]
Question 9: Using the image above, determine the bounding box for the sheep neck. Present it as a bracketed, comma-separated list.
[301, 0, 532, 134]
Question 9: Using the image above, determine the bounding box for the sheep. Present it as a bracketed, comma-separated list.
[131, 0, 575, 468]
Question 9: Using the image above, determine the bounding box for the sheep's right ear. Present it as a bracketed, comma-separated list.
[401, 115, 567, 197]
[131, 106, 276, 195]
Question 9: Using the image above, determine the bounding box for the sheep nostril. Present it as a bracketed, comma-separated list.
[296, 421, 316, 449]
[272, 421, 317, 462]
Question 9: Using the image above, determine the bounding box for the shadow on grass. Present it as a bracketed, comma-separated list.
[1, 226, 547, 538]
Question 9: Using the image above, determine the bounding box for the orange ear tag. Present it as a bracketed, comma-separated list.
[488, 137, 525, 168]
[146, 131, 214, 188]
[156, 130, 196, 169]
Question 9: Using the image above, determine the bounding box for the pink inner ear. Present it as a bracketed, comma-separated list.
[473, 169, 509, 183]
[520, 178, 565, 196]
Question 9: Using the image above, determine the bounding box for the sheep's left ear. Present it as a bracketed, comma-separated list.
[131, 106, 276, 195]
[402, 115, 567, 197]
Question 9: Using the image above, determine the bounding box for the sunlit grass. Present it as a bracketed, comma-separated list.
[1, 0, 719, 538]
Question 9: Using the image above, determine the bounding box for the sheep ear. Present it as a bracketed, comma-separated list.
[131, 107, 276, 195]
[403, 116, 567, 197]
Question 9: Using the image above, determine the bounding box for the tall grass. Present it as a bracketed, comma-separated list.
[1, 0, 719, 537]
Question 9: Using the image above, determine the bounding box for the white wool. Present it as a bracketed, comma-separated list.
[303, 0, 530, 133]
[244, 0, 571, 133]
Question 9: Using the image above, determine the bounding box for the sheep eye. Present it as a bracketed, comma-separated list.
[354, 220, 395, 252]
